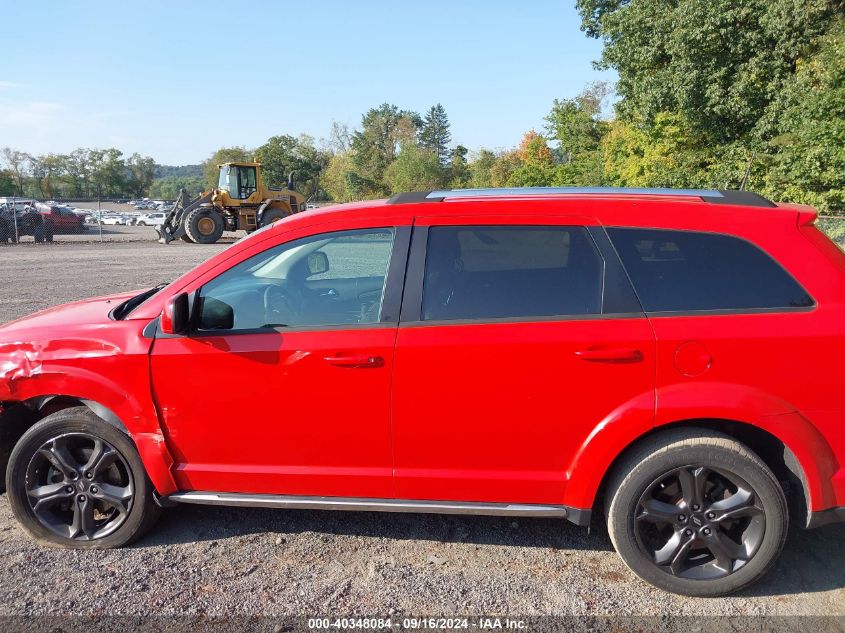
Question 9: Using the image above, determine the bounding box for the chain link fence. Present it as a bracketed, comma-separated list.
[0, 197, 180, 245]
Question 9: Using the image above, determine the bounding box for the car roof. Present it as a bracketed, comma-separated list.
[287, 188, 813, 230]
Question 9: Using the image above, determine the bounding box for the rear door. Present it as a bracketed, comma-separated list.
[391, 216, 656, 505]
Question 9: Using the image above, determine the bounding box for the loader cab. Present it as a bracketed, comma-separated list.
[218, 163, 258, 200]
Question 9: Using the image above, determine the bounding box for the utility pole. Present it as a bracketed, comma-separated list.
[11, 196, 19, 243]
[97, 186, 103, 242]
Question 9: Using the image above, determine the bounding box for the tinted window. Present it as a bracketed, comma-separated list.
[198, 228, 394, 330]
[422, 226, 602, 321]
[607, 228, 814, 312]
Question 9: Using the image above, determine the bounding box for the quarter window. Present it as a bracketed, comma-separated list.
[607, 228, 814, 312]
[422, 226, 603, 321]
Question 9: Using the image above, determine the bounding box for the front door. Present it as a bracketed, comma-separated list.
[391, 219, 656, 505]
[150, 226, 408, 499]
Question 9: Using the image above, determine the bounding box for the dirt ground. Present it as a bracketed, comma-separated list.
[0, 238, 843, 620]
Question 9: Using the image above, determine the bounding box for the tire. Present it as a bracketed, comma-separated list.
[137, 221, 146, 226]
[605, 428, 787, 596]
[259, 208, 288, 227]
[184, 208, 225, 244]
[33, 222, 45, 243]
[5, 407, 161, 549]
[180, 234, 194, 243]
[0, 219, 9, 243]
[44, 221, 54, 243]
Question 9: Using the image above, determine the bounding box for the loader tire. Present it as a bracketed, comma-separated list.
[180, 234, 194, 243]
[259, 208, 288, 227]
[0, 219, 10, 243]
[184, 208, 225, 245]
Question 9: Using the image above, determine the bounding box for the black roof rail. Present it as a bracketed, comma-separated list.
[385, 187, 777, 208]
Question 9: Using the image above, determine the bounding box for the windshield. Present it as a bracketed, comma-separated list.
[217, 166, 230, 192]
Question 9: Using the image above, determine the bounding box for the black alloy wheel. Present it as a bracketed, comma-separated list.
[24, 432, 134, 541]
[634, 465, 765, 580]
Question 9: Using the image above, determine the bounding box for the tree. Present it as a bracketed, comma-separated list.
[575, 0, 836, 144]
[469, 149, 498, 188]
[384, 143, 443, 193]
[0, 170, 15, 196]
[1, 148, 30, 195]
[509, 131, 555, 187]
[419, 103, 452, 166]
[30, 154, 64, 199]
[254, 134, 329, 199]
[448, 145, 471, 189]
[203, 147, 252, 189]
[763, 18, 845, 211]
[126, 153, 156, 197]
[350, 103, 420, 195]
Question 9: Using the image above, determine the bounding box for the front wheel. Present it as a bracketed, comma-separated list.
[6, 407, 160, 548]
[606, 429, 787, 596]
[184, 208, 225, 244]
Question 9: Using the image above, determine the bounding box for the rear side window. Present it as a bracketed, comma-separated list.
[607, 228, 814, 313]
[422, 226, 602, 321]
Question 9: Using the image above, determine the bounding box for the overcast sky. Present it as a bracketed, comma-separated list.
[2, 1, 613, 165]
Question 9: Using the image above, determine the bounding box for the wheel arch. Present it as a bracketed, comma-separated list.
[0, 394, 177, 496]
[584, 417, 824, 529]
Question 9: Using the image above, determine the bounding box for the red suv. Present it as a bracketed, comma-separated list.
[1, 187, 843, 596]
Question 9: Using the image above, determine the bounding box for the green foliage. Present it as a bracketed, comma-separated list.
[254, 134, 329, 199]
[762, 18, 845, 211]
[148, 176, 205, 200]
[577, 0, 836, 143]
[419, 104, 452, 166]
[0, 170, 15, 195]
[350, 104, 420, 195]
[384, 143, 444, 193]
[469, 150, 497, 188]
[447, 146, 471, 189]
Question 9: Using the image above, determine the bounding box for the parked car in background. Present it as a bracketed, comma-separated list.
[137, 212, 166, 226]
[34, 203, 86, 233]
[99, 214, 126, 226]
[0, 201, 52, 242]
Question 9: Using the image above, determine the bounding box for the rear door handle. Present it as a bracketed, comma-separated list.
[323, 354, 383, 368]
[575, 347, 643, 363]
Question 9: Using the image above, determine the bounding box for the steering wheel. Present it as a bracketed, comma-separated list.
[262, 284, 298, 327]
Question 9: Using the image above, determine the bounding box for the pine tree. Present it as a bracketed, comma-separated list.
[419, 104, 452, 167]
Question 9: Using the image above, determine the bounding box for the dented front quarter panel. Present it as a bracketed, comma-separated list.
[0, 297, 178, 495]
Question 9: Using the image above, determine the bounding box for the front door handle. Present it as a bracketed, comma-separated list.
[575, 347, 643, 363]
[323, 354, 383, 368]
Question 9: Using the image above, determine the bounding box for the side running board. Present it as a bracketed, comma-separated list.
[167, 491, 591, 524]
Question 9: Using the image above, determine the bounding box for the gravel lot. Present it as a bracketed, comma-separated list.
[0, 238, 843, 620]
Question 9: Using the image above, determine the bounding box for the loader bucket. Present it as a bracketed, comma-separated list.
[157, 189, 213, 244]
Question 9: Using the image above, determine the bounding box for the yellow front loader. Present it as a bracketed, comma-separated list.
[156, 162, 305, 244]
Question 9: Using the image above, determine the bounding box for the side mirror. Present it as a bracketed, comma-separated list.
[197, 296, 234, 330]
[161, 293, 189, 335]
[307, 251, 329, 276]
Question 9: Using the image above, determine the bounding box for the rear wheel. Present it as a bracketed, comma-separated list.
[6, 407, 160, 548]
[184, 208, 225, 244]
[33, 221, 46, 243]
[606, 429, 787, 596]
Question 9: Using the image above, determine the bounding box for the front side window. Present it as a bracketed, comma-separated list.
[607, 228, 814, 312]
[217, 166, 230, 191]
[197, 228, 395, 331]
[422, 225, 603, 321]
